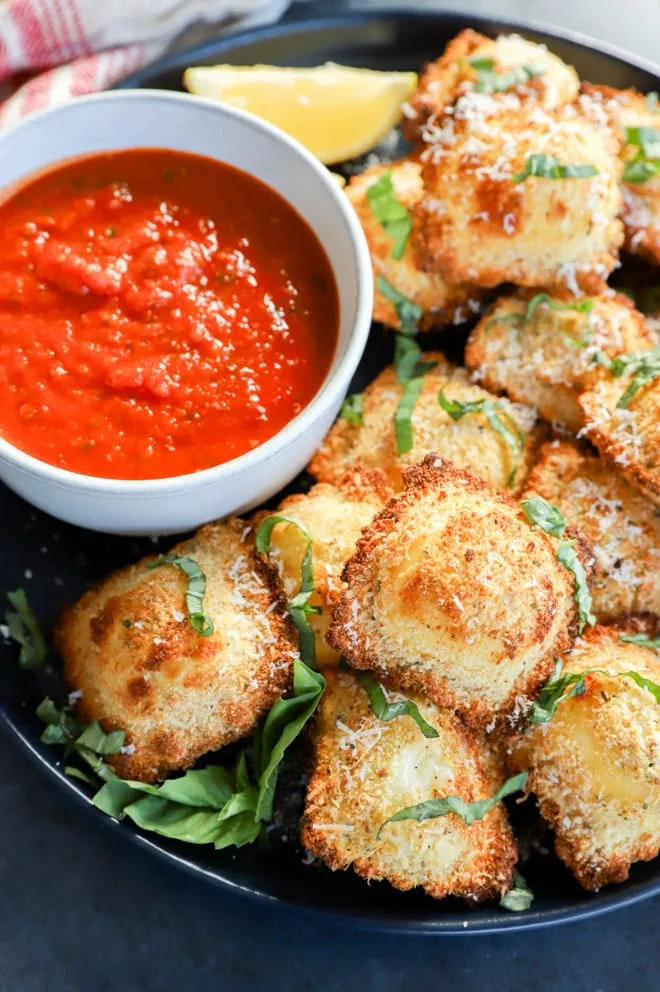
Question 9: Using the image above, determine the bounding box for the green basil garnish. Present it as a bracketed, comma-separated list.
[376, 275, 423, 334]
[394, 377, 426, 455]
[256, 514, 319, 669]
[376, 771, 528, 839]
[340, 393, 364, 426]
[354, 669, 440, 739]
[646, 91, 659, 111]
[4, 588, 47, 669]
[513, 154, 598, 183]
[437, 389, 524, 487]
[366, 170, 412, 260]
[620, 633, 660, 649]
[521, 495, 567, 538]
[622, 126, 660, 183]
[37, 698, 122, 782]
[500, 870, 535, 912]
[466, 56, 544, 94]
[529, 657, 660, 725]
[555, 540, 596, 634]
[146, 554, 214, 637]
[605, 347, 660, 408]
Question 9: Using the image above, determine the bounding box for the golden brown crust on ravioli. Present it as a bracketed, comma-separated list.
[403, 29, 579, 141]
[579, 374, 660, 506]
[253, 469, 393, 668]
[301, 668, 518, 902]
[309, 360, 543, 494]
[345, 159, 484, 330]
[465, 290, 655, 431]
[414, 98, 623, 294]
[328, 456, 582, 729]
[54, 519, 294, 782]
[523, 440, 660, 622]
[512, 623, 660, 890]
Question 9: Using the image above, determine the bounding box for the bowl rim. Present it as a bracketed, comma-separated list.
[0, 87, 373, 494]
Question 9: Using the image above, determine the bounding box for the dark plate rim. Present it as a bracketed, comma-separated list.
[3, 6, 660, 936]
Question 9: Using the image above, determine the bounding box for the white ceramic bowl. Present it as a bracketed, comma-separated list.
[0, 90, 373, 535]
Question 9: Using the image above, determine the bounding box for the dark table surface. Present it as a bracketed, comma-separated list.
[2, 2, 659, 990]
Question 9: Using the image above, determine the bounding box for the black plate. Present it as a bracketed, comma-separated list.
[2, 9, 660, 935]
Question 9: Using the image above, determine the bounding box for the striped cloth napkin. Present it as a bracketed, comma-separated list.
[0, 0, 292, 128]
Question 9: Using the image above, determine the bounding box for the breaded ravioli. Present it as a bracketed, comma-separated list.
[465, 290, 655, 431]
[345, 159, 483, 330]
[328, 456, 581, 729]
[403, 29, 579, 140]
[579, 84, 660, 265]
[301, 668, 518, 902]
[524, 440, 660, 622]
[579, 370, 660, 506]
[415, 96, 623, 294]
[54, 519, 294, 782]
[255, 469, 393, 668]
[514, 625, 660, 890]
[309, 359, 543, 494]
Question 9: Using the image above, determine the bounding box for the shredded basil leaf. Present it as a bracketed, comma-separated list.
[555, 540, 596, 634]
[438, 389, 524, 487]
[146, 554, 214, 637]
[376, 275, 423, 334]
[622, 127, 660, 183]
[529, 658, 660, 725]
[366, 170, 412, 260]
[466, 56, 544, 94]
[487, 294, 593, 341]
[646, 91, 659, 111]
[340, 393, 364, 426]
[256, 514, 318, 669]
[354, 670, 439, 739]
[500, 870, 535, 912]
[605, 347, 660, 408]
[4, 588, 47, 669]
[513, 154, 599, 183]
[620, 633, 660, 650]
[394, 377, 425, 455]
[521, 495, 567, 538]
[377, 771, 528, 839]
[37, 698, 122, 782]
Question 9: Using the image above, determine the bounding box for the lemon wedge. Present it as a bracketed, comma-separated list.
[183, 63, 417, 164]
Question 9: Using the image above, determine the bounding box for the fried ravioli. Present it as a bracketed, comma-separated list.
[301, 668, 518, 902]
[579, 370, 660, 507]
[465, 290, 655, 431]
[308, 359, 543, 494]
[513, 624, 660, 890]
[579, 83, 660, 265]
[403, 29, 579, 141]
[255, 469, 393, 668]
[524, 440, 660, 622]
[328, 456, 581, 729]
[54, 519, 294, 782]
[414, 97, 623, 294]
[345, 159, 484, 330]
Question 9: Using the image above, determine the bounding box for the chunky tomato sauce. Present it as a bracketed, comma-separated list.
[0, 149, 338, 479]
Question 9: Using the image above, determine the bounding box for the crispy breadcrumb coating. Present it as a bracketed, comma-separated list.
[345, 159, 484, 330]
[54, 519, 294, 782]
[524, 440, 660, 622]
[414, 97, 623, 294]
[512, 623, 660, 890]
[328, 456, 582, 729]
[466, 289, 654, 431]
[579, 83, 660, 264]
[309, 359, 543, 494]
[579, 372, 660, 507]
[301, 667, 518, 902]
[403, 29, 579, 140]
[254, 469, 393, 668]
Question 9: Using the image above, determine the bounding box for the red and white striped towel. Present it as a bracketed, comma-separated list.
[0, 0, 291, 129]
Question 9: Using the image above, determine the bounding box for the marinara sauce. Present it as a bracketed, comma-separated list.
[0, 149, 339, 480]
